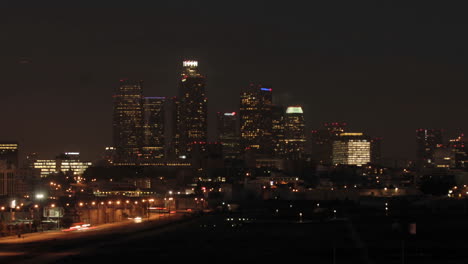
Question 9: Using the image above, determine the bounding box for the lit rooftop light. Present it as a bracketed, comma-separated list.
[183, 60, 198, 67]
[286, 106, 303, 114]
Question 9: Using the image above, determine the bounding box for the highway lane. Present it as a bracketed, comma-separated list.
[0, 213, 195, 264]
[0, 210, 371, 263]
[53, 214, 367, 263]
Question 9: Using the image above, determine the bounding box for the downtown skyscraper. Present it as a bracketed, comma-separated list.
[141, 97, 166, 161]
[416, 128, 443, 169]
[239, 83, 273, 157]
[283, 106, 306, 160]
[172, 60, 208, 158]
[112, 79, 144, 163]
[217, 112, 240, 159]
[112, 80, 166, 164]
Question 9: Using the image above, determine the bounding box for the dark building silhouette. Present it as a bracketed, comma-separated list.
[310, 122, 347, 165]
[113, 79, 144, 163]
[0, 141, 19, 169]
[448, 132, 467, 169]
[416, 128, 443, 169]
[371, 137, 383, 165]
[142, 97, 166, 161]
[271, 104, 286, 157]
[216, 112, 240, 159]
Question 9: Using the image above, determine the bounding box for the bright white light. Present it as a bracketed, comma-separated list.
[183, 60, 198, 67]
[36, 194, 45, 199]
[286, 106, 303, 114]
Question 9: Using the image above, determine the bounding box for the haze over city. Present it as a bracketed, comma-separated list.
[0, 2, 468, 263]
[1, 1, 467, 161]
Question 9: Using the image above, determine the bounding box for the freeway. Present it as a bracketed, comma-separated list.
[0, 212, 369, 263]
[0, 212, 193, 264]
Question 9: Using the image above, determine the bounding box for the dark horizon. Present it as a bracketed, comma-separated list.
[1, 1, 467, 162]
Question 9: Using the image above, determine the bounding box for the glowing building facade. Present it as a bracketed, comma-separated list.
[332, 133, 371, 166]
[283, 106, 306, 159]
[32, 152, 92, 178]
[239, 83, 273, 156]
[113, 79, 144, 163]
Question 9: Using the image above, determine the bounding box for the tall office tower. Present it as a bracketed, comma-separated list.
[0, 141, 19, 169]
[141, 97, 166, 161]
[271, 104, 286, 157]
[448, 132, 467, 169]
[171, 97, 182, 158]
[239, 83, 273, 156]
[216, 112, 240, 159]
[283, 106, 306, 159]
[332, 132, 371, 166]
[310, 122, 348, 165]
[416, 129, 443, 168]
[113, 79, 144, 163]
[174, 60, 208, 158]
[371, 137, 383, 165]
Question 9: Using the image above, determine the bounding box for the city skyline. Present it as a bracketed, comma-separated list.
[0, 2, 467, 162]
[0, 3, 468, 262]
[1, 58, 466, 163]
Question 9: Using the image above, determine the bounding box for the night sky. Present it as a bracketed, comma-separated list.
[0, 0, 467, 163]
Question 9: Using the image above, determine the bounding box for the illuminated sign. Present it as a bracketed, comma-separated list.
[260, 88, 272, 91]
[286, 106, 303, 114]
[224, 112, 236, 116]
[144, 97, 166, 100]
[183, 60, 198, 67]
[43, 207, 64, 218]
[65, 152, 80, 155]
[340, 133, 364, 136]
